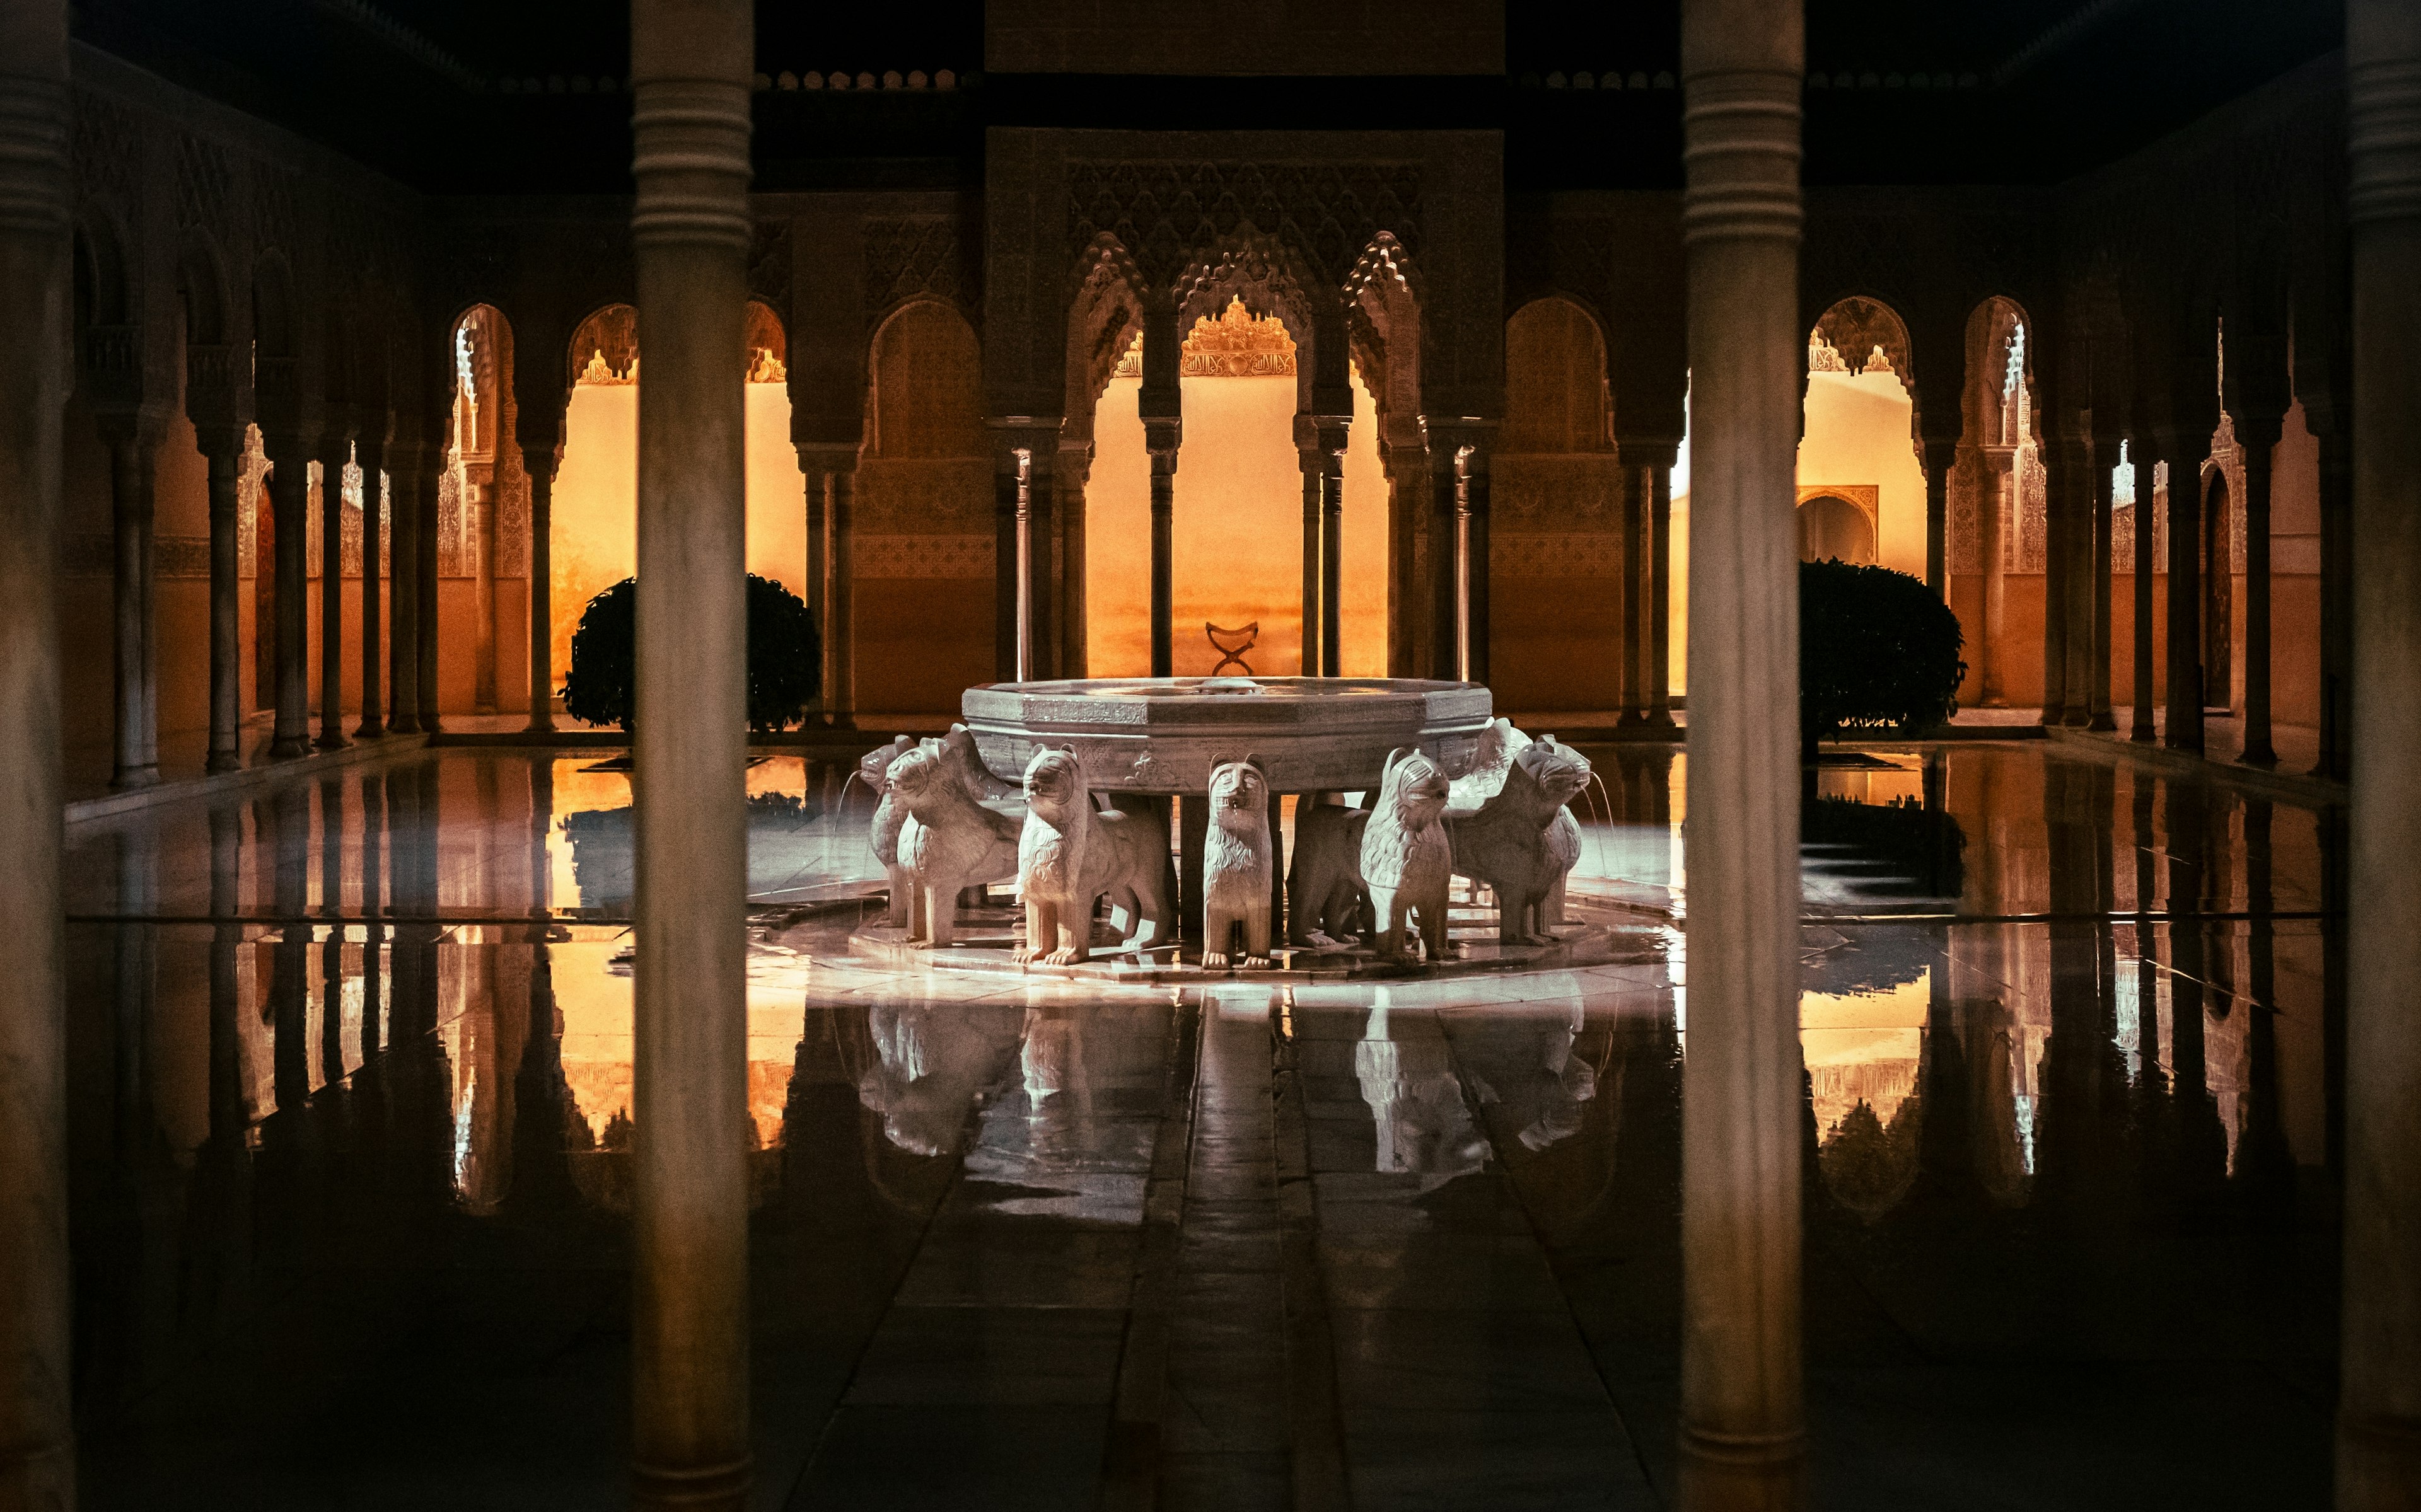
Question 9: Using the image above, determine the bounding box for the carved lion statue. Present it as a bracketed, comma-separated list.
[1448, 736, 1592, 945]
[1016, 746, 1175, 965]
[1200, 756, 1275, 969]
[1286, 792, 1369, 948]
[1360, 746, 1454, 962]
[888, 742, 1021, 948]
[859, 735, 917, 926]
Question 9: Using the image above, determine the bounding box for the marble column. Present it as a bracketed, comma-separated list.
[524, 444, 557, 733]
[2064, 431, 2096, 726]
[2088, 430, 2117, 730]
[796, 447, 857, 725]
[318, 432, 351, 749]
[1299, 444, 1321, 674]
[2132, 447, 2158, 741]
[471, 461, 497, 713]
[1980, 451, 2011, 703]
[2040, 429, 2075, 725]
[1678, 0, 1806, 1503]
[1465, 439, 1492, 686]
[2238, 412, 2282, 766]
[2340, 3, 2421, 1500]
[202, 425, 245, 771]
[2317, 425, 2352, 779]
[2162, 438, 2205, 753]
[1142, 301, 1180, 680]
[356, 432, 385, 739]
[1922, 436, 1956, 597]
[628, 1, 754, 1502]
[414, 441, 441, 734]
[1647, 451, 1678, 729]
[1424, 422, 1494, 684]
[388, 434, 420, 735]
[799, 449, 824, 720]
[0, 11, 74, 1501]
[1319, 418, 1347, 677]
[1619, 458, 1646, 722]
[1058, 439, 1091, 679]
[104, 415, 164, 787]
[263, 429, 316, 758]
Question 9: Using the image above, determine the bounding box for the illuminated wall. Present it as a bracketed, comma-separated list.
[547, 373, 808, 705]
[1087, 310, 1386, 678]
[1796, 368, 1927, 579]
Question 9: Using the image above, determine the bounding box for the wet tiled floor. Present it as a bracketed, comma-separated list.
[61, 744, 2342, 1508]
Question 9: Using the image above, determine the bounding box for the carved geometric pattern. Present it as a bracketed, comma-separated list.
[750, 218, 792, 311]
[854, 458, 993, 534]
[865, 216, 972, 321]
[1492, 533, 1624, 578]
[438, 463, 465, 578]
[71, 89, 140, 214]
[240, 425, 267, 579]
[496, 458, 528, 579]
[853, 533, 994, 579]
[175, 132, 234, 235]
[1067, 160, 1422, 289]
[253, 165, 297, 256]
[1489, 454, 1621, 528]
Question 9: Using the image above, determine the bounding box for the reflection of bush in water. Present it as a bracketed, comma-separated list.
[1819, 1095, 1924, 1220]
[562, 792, 823, 909]
[1803, 792, 1965, 899]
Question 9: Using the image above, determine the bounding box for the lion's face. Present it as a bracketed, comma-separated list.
[1024, 747, 1083, 807]
[886, 746, 941, 799]
[861, 738, 908, 791]
[1209, 759, 1266, 816]
[1518, 739, 1591, 807]
[1386, 753, 1449, 824]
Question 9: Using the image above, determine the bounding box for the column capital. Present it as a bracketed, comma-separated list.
[1615, 434, 1682, 471]
[792, 441, 860, 476]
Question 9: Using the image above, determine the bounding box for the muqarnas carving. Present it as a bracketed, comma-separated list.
[1448, 736, 1592, 945]
[1200, 756, 1275, 969]
[859, 735, 918, 926]
[887, 742, 1020, 948]
[1016, 746, 1175, 965]
[1360, 747, 1454, 962]
[1286, 792, 1369, 948]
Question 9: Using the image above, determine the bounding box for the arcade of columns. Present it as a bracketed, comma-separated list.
[4, 1, 2421, 1509]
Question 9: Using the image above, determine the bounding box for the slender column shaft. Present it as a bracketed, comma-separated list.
[472, 466, 497, 713]
[206, 439, 243, 770]
[526, 451, 555, 732]
[2132, 450, 2157, 741]
[267, 438, 314, 758]
[1147, 422, 1178, 678]
[318, 439, 350, 749]
[1465, 446, 1491, 686]
[2089, 437, 2116, 730]
[829, 468, 854, 724]
[1981, 459, 2009, 702]
[1649, 461, 1676, 726]
[1059, 446, 1090, 678]
[1427, 439, 1456, 678]
[1620, 459, 1645, 719]
[1013, 449, 1035, 681]
[627, 5, 754, 1499]
[2318, 430, 2353, 778]
[1023, 445, 1054, 681]
[1320, 427, 1345, 678]
[414, 446, 441, 732]
[1678, 1, 1806, 1503]
[1300, 454, 1321, 674]
[357, 437, 385, 738]
[0, 23, 75, 1504]
[388, 441, 419, 735]
[2340, 6, 2421, 1501]
[2164, 444, 2205, 752]
[1922, 437, 1953, 597]
[801, 455, 824, 720]
[2040, 434, 2072, 724]
[107, 427, 160, 786]
[2241, 424, 2277, 764]
[2064, 434, 2095, 725]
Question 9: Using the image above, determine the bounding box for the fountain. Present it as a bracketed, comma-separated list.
[847, 676, 1630, 979]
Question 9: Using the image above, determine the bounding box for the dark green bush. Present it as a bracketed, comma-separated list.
[1799, 558, 1966, 755]
[560, 574, 822, 733]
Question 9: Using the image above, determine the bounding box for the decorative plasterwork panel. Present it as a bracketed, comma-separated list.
[853, 533, 994, 579]
[1068, 160, 1422, 287]
[71, 89, 140, 214]
[1489, 454, 1621, 529]
[572, 304, 638, 385]
[174, 132, 235, 238]
[1112, 297, 1296, 379]
[1492, 533, 1623, 579]
[1812, 296, 1910, 383]
[866, 216, 972, 321]
[1797, 483, 1880, 527]
[750, 218, 792, 312]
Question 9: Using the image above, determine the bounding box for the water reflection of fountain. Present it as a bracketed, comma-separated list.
[1352, 993, 1488, 1184]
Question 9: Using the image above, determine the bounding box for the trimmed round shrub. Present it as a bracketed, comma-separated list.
[560, 574, 823, 733]
[1800, 558, 1965, 755]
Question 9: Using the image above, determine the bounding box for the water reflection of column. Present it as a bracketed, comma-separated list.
[320, 773, 349, 1088]
[270, 784, 311, 1118]
[2233, 798, 2292, 1209]
[360, 769, 385, 1065]
[319, 434, 354, 749]
[2131, 451, 2159, 742]
[2163, 778, 2226, 1191]
[2342, 8, 2421, 1491]
[629, 3, 755, 1499]
[199, 803, 255, 1320]
[1676, 0, 1806, 1500]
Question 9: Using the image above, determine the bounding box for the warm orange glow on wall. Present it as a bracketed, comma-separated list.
[1797, 369, 1925, 578]
[549, 382, 806, 700]
[1088, 343, 1388, 678]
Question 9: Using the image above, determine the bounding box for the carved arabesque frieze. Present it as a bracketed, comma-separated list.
[750, 217, 792, 313]
[71, 88, 141, 218]
[571, 303, 639, 384]
[1489, 454, 1621, 529]
[1813, 296, 1913, 388]
[866, 216, 973, 325]
[1112, 296, 1297, 379]
[174, 132, 235, 238]
[240, 425, 266, 579]
[437, 463, 465, 577]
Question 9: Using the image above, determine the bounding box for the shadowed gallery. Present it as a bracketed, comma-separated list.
[4, 1, 2421, 1508]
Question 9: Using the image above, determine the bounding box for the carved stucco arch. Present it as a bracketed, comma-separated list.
[1345, 233, 1424, 447]
[1065, 235, 1149, 442]
[1173, 229, 1326, 417]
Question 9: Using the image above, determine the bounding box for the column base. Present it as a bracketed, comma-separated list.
[2239, 745, 2278, 769]
[526, 718, 556, 736]
[206, 750, 242, 774]
[110, 764, 161, 791]
[1615, 709, 1649, 727]
[269, 735, 311, 760]
[356, 718, 386, 740]
[315, 732, 350, 753]
[631, 1455, 751, 1512]
[2086, 712, 2117, 732]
